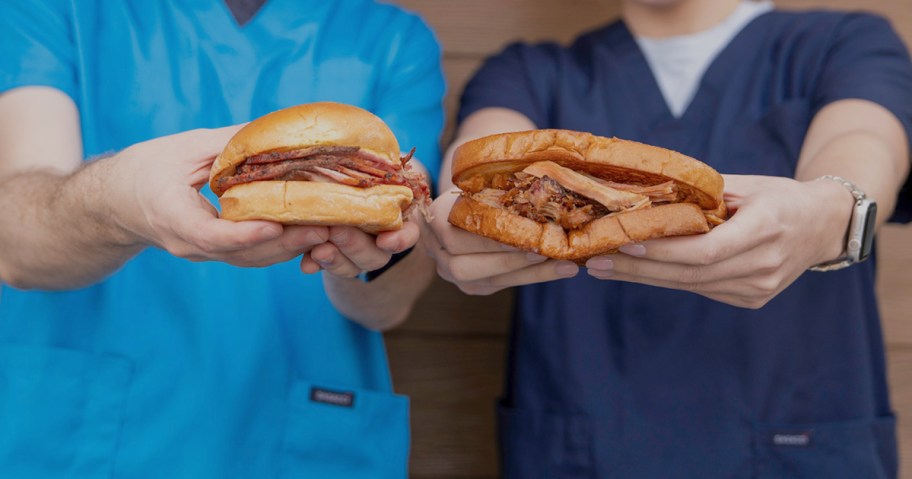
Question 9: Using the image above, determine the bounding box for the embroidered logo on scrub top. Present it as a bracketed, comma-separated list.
[770, 431, 813, 447]
[310, 387, 355, 408]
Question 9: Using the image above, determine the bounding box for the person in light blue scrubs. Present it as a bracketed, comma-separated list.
[0, 0, 444, 477]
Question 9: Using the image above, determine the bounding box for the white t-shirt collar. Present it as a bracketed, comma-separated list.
[634, 0, 774, 118]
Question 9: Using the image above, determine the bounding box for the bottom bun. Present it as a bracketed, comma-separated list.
[219, 181, 413, 233]
[448, 196, 711, 262]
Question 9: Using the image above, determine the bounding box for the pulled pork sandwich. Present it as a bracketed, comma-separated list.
[209, 102, 429, 233]
[447, 129, 727, 262]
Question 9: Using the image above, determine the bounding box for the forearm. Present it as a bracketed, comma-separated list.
[323, 244, 435, 331]
[0, 158, 142, 290]
[796, 129, 906, 228]
[793, 100, 909, 263]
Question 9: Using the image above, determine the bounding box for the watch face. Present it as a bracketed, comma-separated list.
[860, 201, 877, 261]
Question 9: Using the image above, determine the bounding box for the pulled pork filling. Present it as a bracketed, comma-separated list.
[474, 175, 613, 230]
[215, 145, 431, 216]
[467, 161, 678, 230]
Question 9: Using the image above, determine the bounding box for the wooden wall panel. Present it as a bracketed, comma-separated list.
[398, 278, 511, 336]
[390, 1, 912, 477]
[387, 333, 506, 478]
[890, 350, 912, 479]
[399, 1, 621, 57]
[879, 225, 912, 347]
[442, 58, 484, 144]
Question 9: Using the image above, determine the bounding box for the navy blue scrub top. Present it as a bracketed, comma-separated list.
[460, 10, 912, 479]
[0, 0, 444, 477]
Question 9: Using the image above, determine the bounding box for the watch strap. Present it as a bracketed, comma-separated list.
[808, 175, 872, 272]
[361, 247, 413, 282]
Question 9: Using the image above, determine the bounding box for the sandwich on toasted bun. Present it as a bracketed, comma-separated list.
[447, 129, 727, 262]
[209, 102, 429, 233]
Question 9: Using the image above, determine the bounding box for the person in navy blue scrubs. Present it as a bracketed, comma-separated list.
[423, 0, 912, 477]
[0, 0, 443, 477]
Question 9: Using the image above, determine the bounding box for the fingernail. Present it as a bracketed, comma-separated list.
[316, 255, 334, 266]
[501, 243, 519, 251]
[377, 240, 398, 254]
[526, 253, 547, 262]
[589, 269, 614, 279]
[301, 265, 320, 274]
[555, 262, 579, 276]
[619, 244, 646, 257]
[587, 258, 613, 270]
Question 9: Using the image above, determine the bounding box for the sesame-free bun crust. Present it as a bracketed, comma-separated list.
[221, 181, 413, 234]
[209, 102, 400, 195]
[448, 130, 726, 261]
[448, 196, 710, 263]
[452, 129, 724, 211]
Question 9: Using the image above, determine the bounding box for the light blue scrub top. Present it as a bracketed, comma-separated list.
[0, 0, 444, 477]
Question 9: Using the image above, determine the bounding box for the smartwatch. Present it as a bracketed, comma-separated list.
[809, 175, 877, 272]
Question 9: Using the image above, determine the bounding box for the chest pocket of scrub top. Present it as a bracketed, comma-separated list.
[0, 345, 132, 477]
[280, 380, 409, 479]
[753, 417, 897, 478]
[723, 99, 812, 177]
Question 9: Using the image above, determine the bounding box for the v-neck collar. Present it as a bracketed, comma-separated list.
[212, 0, 277, 31]
[603, 11, 774, 126]
[223, 0, 269, 27]
[184, 0, 285, 37]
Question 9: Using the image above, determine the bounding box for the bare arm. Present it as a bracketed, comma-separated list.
[320, 219, 437, 331]
[0, 87, 141, 288]
[795, 99, 908, 231]
[0, 87, 336, 290]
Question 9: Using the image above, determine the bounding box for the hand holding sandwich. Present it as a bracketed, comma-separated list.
[3, 102, 424, 287]
[111, 125, 336, 269]
[429, 102, 907, 309]
[207, 102, 431, 278]
[421, 185, 580, 296]
[0, 110, 334, 290]
[427, 125, 727, 296]
[586, 99, 909, 309]
[586, 174, 856, 309]
[203, 102, 434, 328]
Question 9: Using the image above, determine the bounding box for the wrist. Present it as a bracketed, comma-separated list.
[805, 178, 855, 265]
[806, 175, 878, 271]
[86, 154, 148, 249]
[361, 247, 414, 282]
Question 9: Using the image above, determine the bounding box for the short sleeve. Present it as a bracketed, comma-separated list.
[813, 14, 912, 223]
[0, 0, 78, 102]
[458, 43, 560, 128]
[373, 12, 446, 188]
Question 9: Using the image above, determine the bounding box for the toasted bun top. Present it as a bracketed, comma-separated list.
[209, 102, 400, 193]
[452, 129, 724, 211]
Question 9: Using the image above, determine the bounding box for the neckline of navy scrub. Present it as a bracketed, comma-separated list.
[600, 12, 775, 129]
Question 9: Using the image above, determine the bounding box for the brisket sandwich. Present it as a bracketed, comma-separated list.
[447, 129, 727, 262]
[209, 102, 429, 233]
